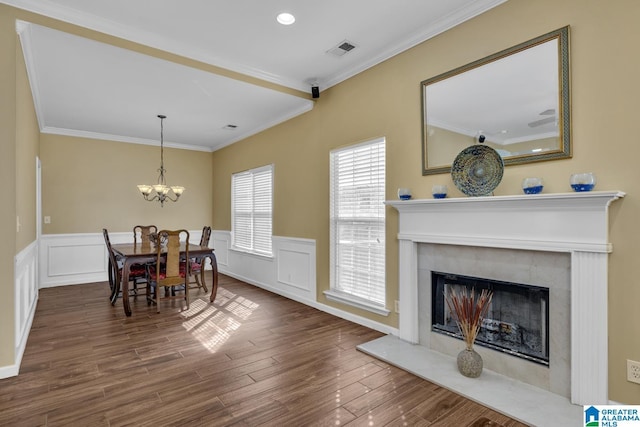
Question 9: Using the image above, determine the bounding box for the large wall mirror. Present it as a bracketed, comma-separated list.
[421, 26, 570, 175]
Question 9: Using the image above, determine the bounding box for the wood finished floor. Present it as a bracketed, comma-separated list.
[0, 274, 530, 426]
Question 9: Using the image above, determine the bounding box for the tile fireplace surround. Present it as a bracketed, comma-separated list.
[358, 191, 624, 426]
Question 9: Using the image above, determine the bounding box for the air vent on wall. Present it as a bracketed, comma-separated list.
[327, 40, 357, 57]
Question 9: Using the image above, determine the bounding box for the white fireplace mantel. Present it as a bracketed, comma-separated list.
[386, 191, 624, 406]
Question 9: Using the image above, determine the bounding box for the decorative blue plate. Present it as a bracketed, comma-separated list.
[451, 144, 504, 196]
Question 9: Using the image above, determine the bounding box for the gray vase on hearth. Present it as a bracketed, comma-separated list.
[457, 348, 483, 378]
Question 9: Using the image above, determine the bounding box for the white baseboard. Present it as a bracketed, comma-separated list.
[0, 363, 19, 379]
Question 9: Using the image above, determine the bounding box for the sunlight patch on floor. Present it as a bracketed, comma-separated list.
[179, 286, 259, 353]
[226, 296, 259, 320]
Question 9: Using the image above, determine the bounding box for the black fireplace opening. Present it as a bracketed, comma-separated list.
[431, 271, 550, 365]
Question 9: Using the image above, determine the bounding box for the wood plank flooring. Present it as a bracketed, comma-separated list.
[0, 274, 530, 426]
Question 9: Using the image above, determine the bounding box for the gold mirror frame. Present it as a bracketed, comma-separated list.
[421, 26, 571, 175]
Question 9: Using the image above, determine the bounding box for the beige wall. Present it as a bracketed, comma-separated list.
[212, 0, 640, 403]
[40, 134, 214, 234]
[0, 5, 18, 367]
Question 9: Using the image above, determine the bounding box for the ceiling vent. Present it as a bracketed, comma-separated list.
[327, 40, 357, 57]
[223, 124, 238, 130]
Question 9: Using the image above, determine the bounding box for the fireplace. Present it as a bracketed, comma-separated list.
[417, 243, 570, 396]
[431, 271, 550, 365]
[376, 191, 624, 408]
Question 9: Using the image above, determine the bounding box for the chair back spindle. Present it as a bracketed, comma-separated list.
[199, 226, 212, 247]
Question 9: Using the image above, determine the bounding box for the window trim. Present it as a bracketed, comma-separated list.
[323, 289, 390, 316]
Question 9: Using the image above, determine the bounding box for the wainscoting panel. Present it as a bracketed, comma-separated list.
[275, 236, 315, 292]
[5, 240, 39, 378]
[48, 243, 105, 276]
[211, 230, 230, 267]
[39, 229, 208, 288]
[212, 232, 316, 306]
[214, 231, 397, 336]
[40, 233, 108, 287]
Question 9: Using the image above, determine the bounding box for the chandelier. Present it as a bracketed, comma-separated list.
[137, 115, 185, 207]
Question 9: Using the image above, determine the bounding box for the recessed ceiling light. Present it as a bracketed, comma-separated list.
[277, 12, 295, 25]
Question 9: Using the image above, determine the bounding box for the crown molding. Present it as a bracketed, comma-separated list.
[40, 126, 214, 152]
[39, 98, 313, 153]
[322, 0, 509, 89]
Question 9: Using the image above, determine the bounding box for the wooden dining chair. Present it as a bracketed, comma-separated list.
[131, 225, 158, 290]
[188, 226, 211, 293]
[133, 225, 158, 246]
[102, 228, 146, 302]
[146, 229, 190, 313]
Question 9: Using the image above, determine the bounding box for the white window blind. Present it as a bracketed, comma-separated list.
[232, 164, 273, 256]
[329, 138, 385, 307]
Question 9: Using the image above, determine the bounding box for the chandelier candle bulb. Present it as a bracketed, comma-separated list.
[137, 185, 152, 195]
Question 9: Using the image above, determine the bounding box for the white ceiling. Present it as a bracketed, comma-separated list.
[4, 0, 507, 152]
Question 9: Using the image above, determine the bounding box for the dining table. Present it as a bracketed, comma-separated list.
[110, 241, 218, 316]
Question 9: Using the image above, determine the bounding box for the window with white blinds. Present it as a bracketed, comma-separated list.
[231, 164, 273, 256]
[328, 138, 386, 311]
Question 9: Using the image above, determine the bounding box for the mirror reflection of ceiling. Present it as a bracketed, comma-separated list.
[5, 0, 507, 152]
[426, 39, 558, 146]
